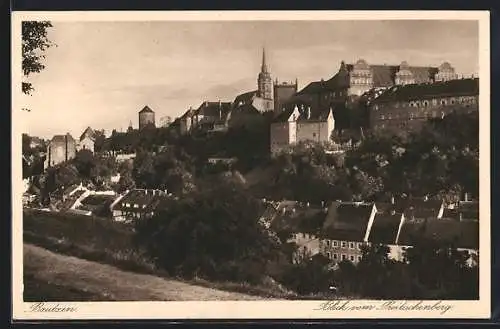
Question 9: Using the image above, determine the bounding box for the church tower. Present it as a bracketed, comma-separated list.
[257, 47, 273, 102]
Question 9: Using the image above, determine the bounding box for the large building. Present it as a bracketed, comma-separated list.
[139, 105, 156, 129]
[288, 59, 458, 120]
[368, 77, 479, 133]
[270, 104, 335, 155]
[44, 133, 77, 168]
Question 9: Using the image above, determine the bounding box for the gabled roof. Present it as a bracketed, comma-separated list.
[139, 106, 155, 114]
[272, 105, 332, 123]
[296, 62, 439, 97]
[79, 127, 95, 142]
[51, 133, 75, 144]
[270, 202, 327, 234]
[398, 218, 478, 250]
[113, 189, 168, 212]
[368, 213, 403, 245]
[195, 101, 232, 118]
[398, 197, 444, 219]
[234, 90, 258, 106]
[323, 202, 374, 235]
[180, 108, 196, 120]
[373, 78, 479, 103]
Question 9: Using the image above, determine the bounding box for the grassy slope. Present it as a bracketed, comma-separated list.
[23, 210, 297, 299]
[24, 244, 265, 301]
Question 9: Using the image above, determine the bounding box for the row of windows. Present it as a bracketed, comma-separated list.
[325, 252, 362, 263]
[322, 240, 363, 250]
[379, 111, 444, 120]
[374, 96, 477, 110]
[122, 202, 147, 209]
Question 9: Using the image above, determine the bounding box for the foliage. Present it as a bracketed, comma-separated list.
[134, 182, 280, 283]
[277, 254, 334, 295]
[22, 21, 54, 95]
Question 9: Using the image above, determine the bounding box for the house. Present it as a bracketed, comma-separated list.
[179, 107, 196, 135]
[397, 217, 479, 267]
[318, 202, 378, 264]
[270, 104, 335, 155]
[367, 210, 406, 262]
[44, 133, 77, 168]
[267, 200, 329, 262]
[110, 189, 169, 222]
[77, 126, 96, 153]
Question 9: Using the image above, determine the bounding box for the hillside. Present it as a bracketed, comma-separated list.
[24, 244, 267, 301]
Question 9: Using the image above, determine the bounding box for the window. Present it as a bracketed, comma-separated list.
[432, 99, 438, 106]
[423, 101, 429, 107]
[451, 99, 455, 105]
[312, 133, 317, 138]
[441, 99, 447, 105]
[357, 256, 362, 262]
[357, 243, 362, 250]
[333, 240, 338, 247]
[333, 253, 338, 260]
[341, 241, 347, 248]
[326, 252, 331, 259]
[326, 240, 330, 247]
[341, 254, 347, 261]
[349, 242, 355, 249]
[134, 204, 139, 208]
[350, 255, 355, 262]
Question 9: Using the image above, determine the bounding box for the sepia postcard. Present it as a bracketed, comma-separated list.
[12, 10, 491, 320]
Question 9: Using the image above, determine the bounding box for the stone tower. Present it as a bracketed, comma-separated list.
[138, 105, 155, 130]
[257, 47, 273, 101]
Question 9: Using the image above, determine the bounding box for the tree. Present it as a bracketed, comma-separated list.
[134, 182, 279, 283]
[22, 21, 54, 95]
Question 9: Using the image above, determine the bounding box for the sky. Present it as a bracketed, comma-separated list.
[18, 20, 479, 139]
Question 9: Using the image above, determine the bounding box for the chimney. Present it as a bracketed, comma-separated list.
[391, 196, 395, 204]
[464, 192, 470, 202]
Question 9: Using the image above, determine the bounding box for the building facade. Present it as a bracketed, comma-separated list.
[270, 105, 335, 155]
[273, 79, 298, 114]
[44, 133, 77, 168]
[139, 105, 156, 129]
[77, 126, 95, 153]
[368, 78, 479, 134]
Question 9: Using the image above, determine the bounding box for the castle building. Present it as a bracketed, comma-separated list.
[270, 104, 335, 155]
[368, 77, 479, 134]
[291, 59, 458, 118]
[44, 133, 77, 168]
[77, 126, 96, 153]
[138, 105, 156, 130]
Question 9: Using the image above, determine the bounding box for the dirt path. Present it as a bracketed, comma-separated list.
[24, 244, 267, 301]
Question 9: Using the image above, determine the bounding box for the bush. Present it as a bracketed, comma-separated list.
[134, 182, 280, 284]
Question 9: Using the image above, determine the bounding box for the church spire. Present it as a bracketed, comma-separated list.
[261, 47, 268, 73]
